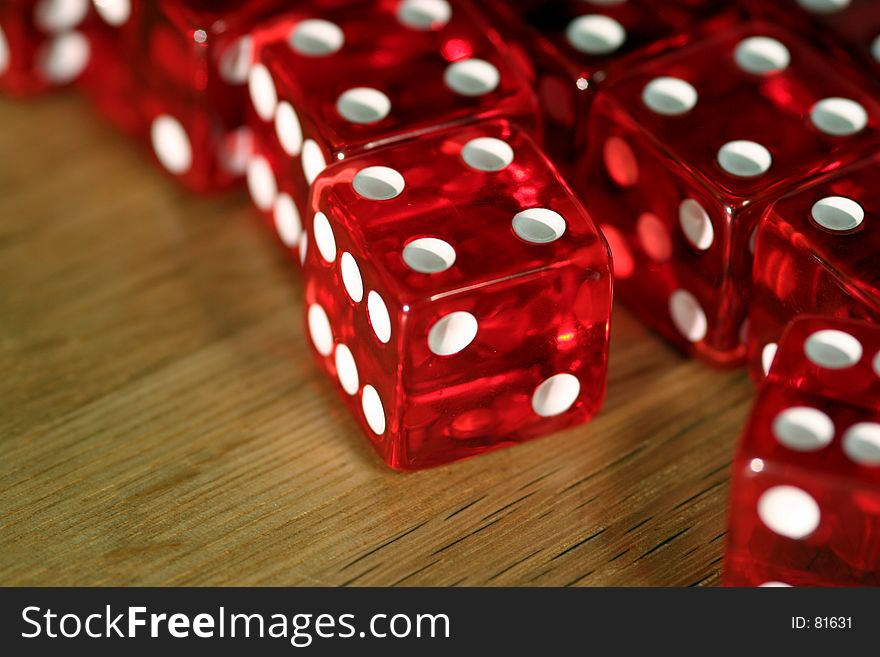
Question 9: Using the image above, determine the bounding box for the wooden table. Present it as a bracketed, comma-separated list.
[0, 94, 755, 586]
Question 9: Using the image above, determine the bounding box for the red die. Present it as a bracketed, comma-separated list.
[302, 120, 611, 470]
[482, 0, 740, 172]
[80, 0, 291, 192]
[725, 316, 880, 587]
[747, 155, 880, 380]
[0, 0, 94, 95]
[245, 0, 538, 256]
[578, 22, 880, 366]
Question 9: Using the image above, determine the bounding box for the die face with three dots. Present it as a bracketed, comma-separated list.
[577, 22, 880, 366]
[0, 0, 96, 95]
[79, 0, 292, 192]
[481, 0, 741, 171]
[746, 0, 880, 84]
[302, 120, 612, 470]
[245, 0, 539, 254]
[747, 155, 880, 381]
[725, 316, 880, 587]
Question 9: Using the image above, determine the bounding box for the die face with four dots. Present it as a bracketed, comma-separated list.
[302, 120, 612, 470]
[725, 316, 880, 587]
[0, 0, 95, 95]
[245, 0, 539, 254]
[80, 0, 291, 192]
[481, 0, 740, 170]
[747, 155, 880, 380]
[747, 0, 880, 84]
[577, 21, 880, 366]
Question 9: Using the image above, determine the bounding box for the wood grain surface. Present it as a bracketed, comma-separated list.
[0, 94, 756, 586]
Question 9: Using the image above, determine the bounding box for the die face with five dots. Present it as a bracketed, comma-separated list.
[245, 0, 539, 255]
[725, 316, 880, 587]
[577, 21, 880, 366]
[302, 120, 612, 470]
[747, 154, 880, 380]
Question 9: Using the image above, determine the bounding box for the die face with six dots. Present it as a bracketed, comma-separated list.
[748, 154, 880, 380]
[245, 0, 539, 254]
[725, 316, 880, 587]
[302, 120, 612, 470]
[577, 21, 880, 367]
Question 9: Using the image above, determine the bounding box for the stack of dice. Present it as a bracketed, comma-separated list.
[2, 0, 878, 584]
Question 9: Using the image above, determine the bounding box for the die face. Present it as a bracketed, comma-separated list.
[304, 121, 611, 470]
[747, 159, 880, 378]
[0, 0, 94, 95]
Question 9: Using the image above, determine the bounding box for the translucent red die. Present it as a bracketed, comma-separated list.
[747, 154, 880, 380]
[577, 22, 880, 366]
[80, 0, 291, 192]
[725, 316, 880, 587]
[482, 0, 741, 171]
[302, 120, 611, 470]
[245, 0, 538, 256]
[0, 0, 94, 95]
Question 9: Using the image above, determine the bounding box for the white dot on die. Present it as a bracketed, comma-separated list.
[757, 485, 820, 540]
[334, 344, 359, 395]
[796, 0, 851, 14]
[403, 238, 456, 274]
[397, 0, 452, 30]
[246, 155, 277, 211]
[762, 342, 778, 376]
[810, 196, 864, 231]
[759, 581, 793, 587]
[368, 291, 392, 344]
[38, 30, 90, 83]
[872, 34, 880, 64]
[290, 19, 344, 57]
[428, 311, 478, 356]
[804, 329, 863, 369]
[772, 406, 835, 451]
[642, 77, 698, 116]
[0, 25, 8, 76]
[35, 0, 89, 33]
[151, 114, 193, 175]
[273, 193, 302, 247]
[531, 373, 581, 417]
[678, 198, 714, 250]
[461, 137, 514, 172]
[353, 166, 405, 201]
[842, 422, 880, 466]
[717, 140, 772, 178]
[93, 0, 131, 27]
[299, 232, 309, 265]
[340, 252, 364, 303]
[307, 304, 333, 356]
[301, 139, 327, 186]
[361, 385, 386, 435]
[734, 36, 790, 75]
[275, 101, 303, 156]
[337, 87, 392, 125]
[512, 208, 566, 244]
[874, 350, 880, 377]
[810, 97, 868, 137]
[566, 14, 626, 55]
[248, 63, 278, 121]
[218, 35, 253, 85]
[669, 289, 707, 343]
[444, 58, 500, 96]
[218, 126, 253, 176]
[312, 212, 337, 263]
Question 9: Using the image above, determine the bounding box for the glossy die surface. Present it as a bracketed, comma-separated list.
[725, 316, 880, 586]
[246, 0, 537, 253]
[482, 0, 739, 170]
[0, 0, 93, 95]
[747, 0, 880, 84]
[82, 0, 291, 192]
[303, 120, 611, 470]
[748, 155, 880, 379]
[579, 22, 880, 366]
